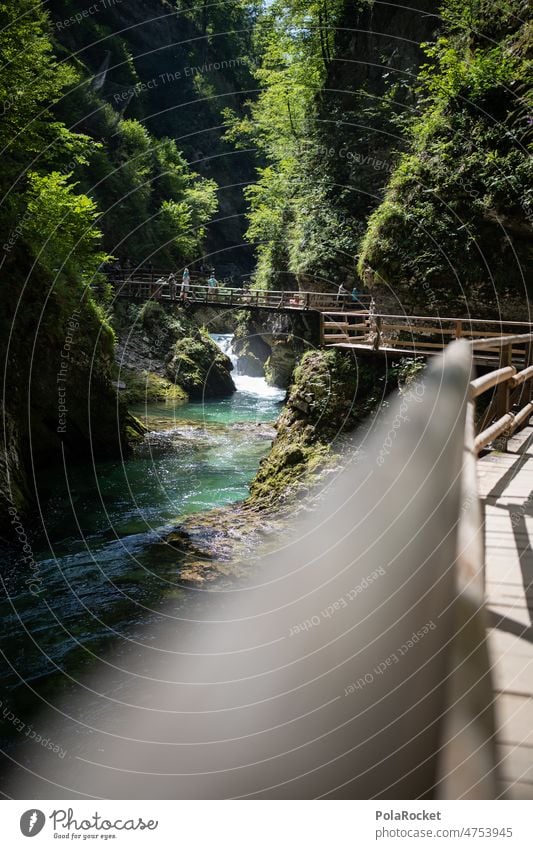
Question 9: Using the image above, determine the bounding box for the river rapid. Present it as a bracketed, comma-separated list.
[0, 334, 284, 736]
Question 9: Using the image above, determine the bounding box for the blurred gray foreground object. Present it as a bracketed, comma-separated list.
[9, 341, 496, 798]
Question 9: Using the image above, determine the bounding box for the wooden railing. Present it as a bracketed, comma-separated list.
[467, 333, 533, 453]
[321, 311, 533, 358]
[441, 339, 496, 796]
[322, 314, 533, 453]
[108, 271, 373, 313]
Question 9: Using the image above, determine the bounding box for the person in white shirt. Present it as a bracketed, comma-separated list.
[180, 267, 191, 300]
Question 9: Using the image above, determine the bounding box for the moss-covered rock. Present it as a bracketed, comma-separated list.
[247, 349, 388, 508]
[166, 333, 236, 399]
[237, 351, 265, 377]
[120, 368, 188, 405]
[124, 413, 148, 446]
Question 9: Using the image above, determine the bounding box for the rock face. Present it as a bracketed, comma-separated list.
[166, 335, 235, 400]
[264, 343, 297, 389]
[233, 320, 271, 378]
[0, 281, 134, 538]
[233, 309, 321, 387]
[0, 405, 29, 527]
[248, 349, 389, 509]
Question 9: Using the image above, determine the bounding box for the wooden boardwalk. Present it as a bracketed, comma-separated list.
[478, 426, 533, 799]
[324, 311, 533, 364]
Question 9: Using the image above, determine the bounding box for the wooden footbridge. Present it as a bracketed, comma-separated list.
[426, 335, 533, 798]
[109, 270, 530, 365]
[108, 269, 372, 314]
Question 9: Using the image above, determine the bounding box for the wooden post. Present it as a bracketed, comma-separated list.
[525, 341, 533, 403]
[495, 343, 512, 416]
[455, 320, 462, 339]
[495, 343, 512, 450]
[373, 316, 382, 351]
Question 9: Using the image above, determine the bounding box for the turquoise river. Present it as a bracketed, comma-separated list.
[0, 335, 285, 744]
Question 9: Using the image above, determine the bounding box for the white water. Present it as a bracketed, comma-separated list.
[211, 333, 286, 400]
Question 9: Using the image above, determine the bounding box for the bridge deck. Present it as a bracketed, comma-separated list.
[478, 426, 533, 799]
[329, 341, 511, 368]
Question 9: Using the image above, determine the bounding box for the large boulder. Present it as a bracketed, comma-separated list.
[166, 333, 235, 399]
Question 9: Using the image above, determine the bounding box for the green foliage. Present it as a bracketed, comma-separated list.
[359, 0, 532, 314]
[23, 171, 108, 283]
[223, 0, 349, 290]
[45, 0, 256, 268]
[225, 0, 531, 311]
[120, 369, 188, 405]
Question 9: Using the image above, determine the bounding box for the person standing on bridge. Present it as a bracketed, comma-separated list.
[207, 270, 218, 301]
[168, 272, 177, 300]
[180, 267, 191, 301]
[363, 263, 375, 289]
[337, 282, 349, 309]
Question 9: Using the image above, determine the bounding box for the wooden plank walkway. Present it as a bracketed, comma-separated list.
[330, 340, 518, 368]
[478, 425, 533, 799]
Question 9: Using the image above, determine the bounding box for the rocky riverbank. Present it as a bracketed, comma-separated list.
[247, 348, 389, 509]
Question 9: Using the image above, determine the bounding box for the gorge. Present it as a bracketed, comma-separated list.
[0, 0, 531, 801]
